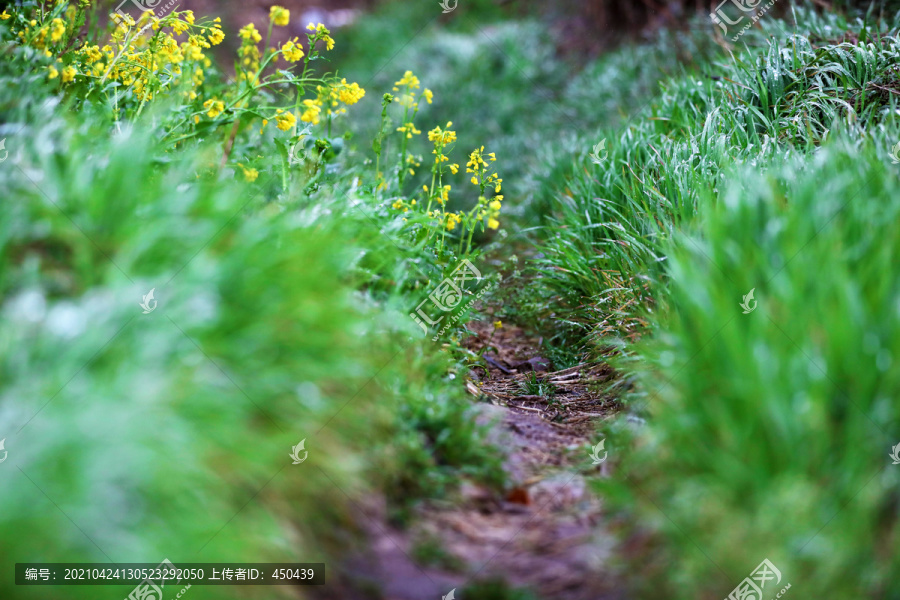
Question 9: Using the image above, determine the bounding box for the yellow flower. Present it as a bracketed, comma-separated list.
[47, 65, 59, 80]
[239, 164, 259, 182]
[336, 79, 365, 105]
[61, 65, 76, 83]
[239, 23, 262, 43]
[270, 6, 290, 26]
[299, 99, 321, 125]
[281, 38, 304, 62]
[449, 163, 459, 174]
[392, 199, 404, 210]
[203, 98, 225, 118]
[493, 320, 502, 329]
[445, 213, 462, 231]
[207, 26, 225, 46]
[423, 88, 433, 104]
[489, 199, 502, 211]
[275, 109, 297, 131]
[0, 10, 10, 20]
[488, 218, 500, 230]
[396, 122, 421, 139]
[394, 70, 420, 90]
[50, 18, 66, 42]
[427, 122, 456, 145]
[306, 22, 334, 50]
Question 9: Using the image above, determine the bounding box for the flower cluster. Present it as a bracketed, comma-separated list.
[378, 78, 503, 254]
[5, 4, 223, 104]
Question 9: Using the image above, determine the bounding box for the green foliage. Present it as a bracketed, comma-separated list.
[0, 6, 506, 598]
[526, 6, 900, 598]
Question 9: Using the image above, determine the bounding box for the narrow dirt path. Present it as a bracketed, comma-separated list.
[315, 321, 626, 599]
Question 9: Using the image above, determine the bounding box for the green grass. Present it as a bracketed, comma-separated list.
[0, 9, 505, 598]
[522, 6, 900, 598]
[3, 1, 900, 598]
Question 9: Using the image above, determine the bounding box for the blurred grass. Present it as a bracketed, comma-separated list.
[0, 27, 504, 598]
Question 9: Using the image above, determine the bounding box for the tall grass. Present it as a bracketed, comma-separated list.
[527, 6, 900, 597]
[0, 15, 504, 599]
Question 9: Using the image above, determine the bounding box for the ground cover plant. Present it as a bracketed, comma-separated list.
[0, 2, 507, 598]
[2, 0, 900, 599]
[525, 6, 900, 598]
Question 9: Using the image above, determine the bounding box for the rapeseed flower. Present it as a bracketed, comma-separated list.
[275, 109, 297, 131]
[299, 99, 321, 125]
[50, 18, 66, 42]
[270, 6, 290, 26]
[445, 212, 462, 231]
[306, 23, 334, 50]
[239, 23, 262, 43]
[207, 25, 225, 46]
[203, 98, 224, 118]
[239, 164, 259, 182]
[335, 79, 365, 105]
[281, 38, 303, 62]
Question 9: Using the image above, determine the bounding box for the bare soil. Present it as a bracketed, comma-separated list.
[313, 321, 626, 599]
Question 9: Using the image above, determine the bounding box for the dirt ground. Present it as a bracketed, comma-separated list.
[311, 321, 628, 599]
